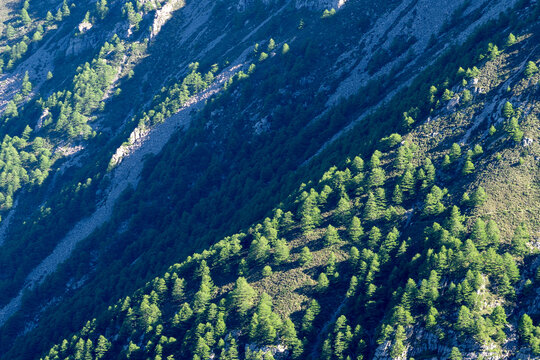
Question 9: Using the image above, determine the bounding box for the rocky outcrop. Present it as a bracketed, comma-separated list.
[236, 0, 346, 12]
[150, 0, 186, 39]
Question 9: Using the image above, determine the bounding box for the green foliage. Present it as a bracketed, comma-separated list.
[299, 246, 313, 266]
[524, 61, 538, 78]
[230, 277, 257, 316]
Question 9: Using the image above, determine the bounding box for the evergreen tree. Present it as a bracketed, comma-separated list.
[446, 206, 465, 238]
[230, 277, 257, 316]
[449, 347, 463, 360]
[518, 314, 534, 343]
[486, 220, 500, 247]
[471, 218, 488, 250]
[363, 191, 381, 221]
[299, 246, 313, 266]
[456, 305, 473, 332]
[367, 226, 382, 249]
[450, 143, 461, 161]
[462, 160, 475, 175]
[400, 169, 416, 198]
[502, 101, 514, 118]
[511, 223, 529, 256]
[348, 216, 364, 243]
[171, 277, 185, 302]
[302, 300, 320, 333]
[262, 265, 272, 277]
[324, 225, 341, 246]
[390, 325, 406, 358]
[336, 195, 353, 224]
[316, 272, 329, 293]
[505, 33, 517, 47]
[273, 239, 290, 265]
[524, 61, 538, 78]
[423, 186, 446, 216]
[470, 186, 487, 206]
[249, 236, 270, 264]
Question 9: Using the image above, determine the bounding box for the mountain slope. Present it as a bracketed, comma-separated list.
[0, 0, 538, 359]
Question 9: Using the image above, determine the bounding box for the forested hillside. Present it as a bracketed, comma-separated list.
[0, 0, 538, 359]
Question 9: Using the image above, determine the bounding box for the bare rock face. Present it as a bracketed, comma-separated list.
[236, 0, 346, 12]
[78, 21, 92, 33]
[294, 0, 347, 10]
[151, 0, 186, 39]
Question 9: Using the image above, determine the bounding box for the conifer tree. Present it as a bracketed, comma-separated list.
[302, 300, 320, 333]
[423, 186, 446, 216]
[511, 223, 529, 256]
[390, 326, 406, 358]
[363, 191, 380, 221]
[316, 272, 329, 293]
[446, 206, 465, 238]
[486, 220, 500, 247]
[471, 218, 488, 250]
[273, 239, 290, 265]
[299, 246, 313, 266]
[367, 226, 382, 249]
[336, 195, 353, 224]
[249, 236, 270, 264]
[450, 143, 461, 161]
[449, 347, 463, 360]
[524, 61, 538, 78]
[230, 277, 257, 316]
[400, 168, 416, 198]
[348, 216, 364, 243]
[462, 159, 475, 175]
[324, 225, 341, 246]
[518, 314, 534, 343]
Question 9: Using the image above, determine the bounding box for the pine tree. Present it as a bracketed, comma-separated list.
[249, 236, 270, 264]
[456, 305, 473, 332]
[502, 101, 514, 118]
[368, 167, 386, 188]
[392, 184, 403, 204]
[230, 277, 257, 316]
[363, 191, 380, 221]
[518, 314, 534, 343]
[94, 335, 110, 360]
[446, 206, 465, 237]
[273, 239, 290, 265]
[348, 216, 364, 243]
[524, 61, 538, 78]
[316, 273, 329, 293]
[302, 299, 320, 333]
[400, 169, 415, 198]
[449, 347, 463, 360]
[299, 246, 313, 266]
[335, 195, 353, 224]
[60, 0, 70, 17]
[470, 186, 487, 206]
[171, 277, 185, 302]
[324, 225, 341, 246]
[450, 143, 461, 161]
[505, 33, 517, 47]
[367, 226, 382, 249]
[471, 218, 488, 250]
[511, 223, 529, 256]
[486, 220, 500, 247]
[491, 306, 507, 327]
[390, 325, 406, 358]
[262, 265, 272, 277]
[462, 160, 475, 175]
[423, 186, 446, 216]
[20, 8, 31, 25]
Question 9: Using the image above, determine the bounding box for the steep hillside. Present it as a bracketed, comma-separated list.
[28, 15, 540, 359]
[0, 0, 538, 359]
